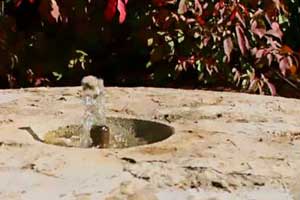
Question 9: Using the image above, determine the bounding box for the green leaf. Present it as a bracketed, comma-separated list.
[52, 72, 63, 80]
[146, 61, 152, 68]
[178, 35, 185, 43]
[196, 60, 202, 72]
[147, 38, 154, 46]
[278, 14, 289, 25]
[75, 50, 88, 56]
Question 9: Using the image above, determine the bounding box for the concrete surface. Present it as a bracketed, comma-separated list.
[0, 87, 299, 199]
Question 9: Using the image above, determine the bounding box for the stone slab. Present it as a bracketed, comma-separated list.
[0, 87, 299, 199]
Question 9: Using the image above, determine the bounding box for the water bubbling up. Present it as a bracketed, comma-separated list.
[81, 76, 106, 148]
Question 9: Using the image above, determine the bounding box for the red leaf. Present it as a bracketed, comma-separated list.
[38, 0, 60, 23]
[279, 57, 293, 76]
[262, 74, 276, 96]
[238, 3, 249, 16]
[253, 8, 264, 17]
[266, 81, 276, 96]
[223, 37, 233, 62]
[50, 0, 60, 22]
[267, 54, 273, 66]
[255, 49, 265, 59]
[279, 45, 294, 55]
[235, 24, 249, 55]
[235, 11, 246, 28]
[219, 0, 224, 8]
[203, 36, 210, 46]
[196, 15, 205, 25]
[7, 74, 17, 88]
[34, 77, 49, 86]
[248, 78, 259, 92]
[266, 22, 283, 40]
[194, 0, 202, 15]
[289, 64, 297, 75]
[15, 0, 23, 7]
[230, 9, 237, 21]
[266, 36, 281, 49]
[251, 20, 266, 38]
[15, 0, 35, 7]
[178, 0, 187, 14]
[117, 0, 127, 23]
[214, 0, 224, 11]
[104, 0, 127, 24]
[104, 0, 118, 22]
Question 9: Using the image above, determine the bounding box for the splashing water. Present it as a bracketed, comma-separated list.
[81, 76, 106, 148]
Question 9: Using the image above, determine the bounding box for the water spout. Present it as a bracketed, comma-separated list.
[81, 76, 107, 148]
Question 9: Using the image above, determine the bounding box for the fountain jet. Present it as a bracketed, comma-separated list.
[81, 76, 109, 148]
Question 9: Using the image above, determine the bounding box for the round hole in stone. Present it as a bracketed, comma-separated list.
[43, 117, 174, 148]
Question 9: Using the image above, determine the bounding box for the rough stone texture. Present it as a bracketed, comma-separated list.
[0, 87, 299, 199]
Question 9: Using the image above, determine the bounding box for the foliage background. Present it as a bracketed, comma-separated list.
[0, 0, 300, 97]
